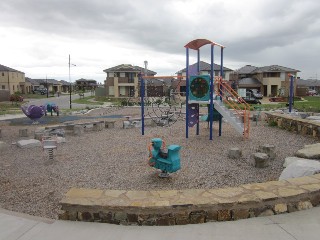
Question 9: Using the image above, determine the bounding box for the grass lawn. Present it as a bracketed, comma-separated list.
[261, 96, 320, 112]
[1, 95, 319, 116]
[0, 102, 24, 115]
[72, 96, 105, 105]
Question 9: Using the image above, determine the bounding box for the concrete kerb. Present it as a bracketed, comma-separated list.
[59, 173, 320, 226]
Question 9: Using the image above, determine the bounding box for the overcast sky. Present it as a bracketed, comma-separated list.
[1, 0, 320, 83]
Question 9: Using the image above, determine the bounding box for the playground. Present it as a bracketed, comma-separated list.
[1, 39, 319, 225]
[0, 106, 318, 219]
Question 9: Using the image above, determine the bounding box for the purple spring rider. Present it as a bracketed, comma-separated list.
[21, 105, 46, 124]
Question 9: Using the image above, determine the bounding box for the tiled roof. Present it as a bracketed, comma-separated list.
[297, 79, 320, 87]
[254, 65, 300, 73]
[235, 65, 258, 74]
[177, 61, 233, 73]
[59, 80, 71, 85]
[25, 78, 61, 85]
[103, 64, 157, 75]
[238, 77, 261, 86]
[0, 64, 24, 73]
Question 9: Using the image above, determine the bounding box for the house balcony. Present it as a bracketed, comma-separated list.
[118, 77, 135, 84]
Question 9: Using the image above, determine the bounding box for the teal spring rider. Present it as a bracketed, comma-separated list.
[148, 138, 181, 178]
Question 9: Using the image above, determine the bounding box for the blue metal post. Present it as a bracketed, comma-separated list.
[209, 44, 214, 140]
[186, 48, 189, 138]
[289, 75, 294, 113]
[140, 74, 145, 135]
[219, 46, 224, 136]
[196, 49, 200, 135]
[219, 114, 222, 136]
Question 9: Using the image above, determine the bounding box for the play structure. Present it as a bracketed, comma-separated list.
[44, 103, 59, 116]
[184, 39, 250, 139]
[138, 39, 250, 139]
[21, 105, 46, 124]
[148, 138, 181, 178]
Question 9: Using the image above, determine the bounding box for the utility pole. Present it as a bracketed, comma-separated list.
[69, 54, 72, 109]
[46, 75, 49, 98]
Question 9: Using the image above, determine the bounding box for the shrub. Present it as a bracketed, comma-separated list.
[10, 94, 23, 105]
[268, 120, 277, 127]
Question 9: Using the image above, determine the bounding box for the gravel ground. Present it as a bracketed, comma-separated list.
[0, 107, 318, 219]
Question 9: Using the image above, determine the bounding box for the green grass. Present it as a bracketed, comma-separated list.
[72, 96, 105, 105]
[0, 102, 24, 115]
[1, 96, 319, 116]
[262, 96, 320, 112]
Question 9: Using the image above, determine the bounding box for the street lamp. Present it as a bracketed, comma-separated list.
[46, 75, 49, 98]
[68, 54, 76, 109]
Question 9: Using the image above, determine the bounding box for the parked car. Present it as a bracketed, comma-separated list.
[248, 89, 263, 99]
[33, 88, 47, 95]
[238, 97, 261, 104]
[307, 90, 318, 96]
[238, 92, 261, 104]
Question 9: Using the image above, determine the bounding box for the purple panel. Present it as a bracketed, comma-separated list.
[188, 64, 198, 76]
[187, 103, 199, 127]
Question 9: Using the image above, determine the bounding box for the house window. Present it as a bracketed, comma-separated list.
[263, 72, 280, 78]
[13, 85, 15, 91]
[119, 86, 126, 96]
[120, 72, 125, 78]
[2, 85, 5, 89]
[109, 86, 114, 95]
[1, 72, 4, 76]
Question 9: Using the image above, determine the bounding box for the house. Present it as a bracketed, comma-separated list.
[230, 65, 300, 97]
[0, 64, 26, 94]
[26, 78, 64, 94]
[296, 78, 320, 96]
[75, 78, 98, 91]
[59, 80, 73, 93]
[103, 64, 157, 98]
[176, 61, 233, 94]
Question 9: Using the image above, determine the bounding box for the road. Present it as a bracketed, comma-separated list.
[25, 92, 93, 110]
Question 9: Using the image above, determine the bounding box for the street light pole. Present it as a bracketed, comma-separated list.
[46, 75, 49, 98]
[69, 54, 72, 109]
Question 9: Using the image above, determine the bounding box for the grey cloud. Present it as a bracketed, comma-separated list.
[1, 0, 320, 79]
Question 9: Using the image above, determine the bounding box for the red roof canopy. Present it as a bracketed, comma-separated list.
[184, 39, 225, 50]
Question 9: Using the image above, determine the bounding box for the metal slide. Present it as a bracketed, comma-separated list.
[214, 77, 250, 138]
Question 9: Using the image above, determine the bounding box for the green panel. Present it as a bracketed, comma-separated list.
[189, 75, 210, 101]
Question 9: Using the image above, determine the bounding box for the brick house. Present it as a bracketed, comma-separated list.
[103, 64, 157, 97]
[230, 65, 300, 97]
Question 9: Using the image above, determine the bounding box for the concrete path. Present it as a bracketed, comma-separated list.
[1, 207, 319, 240]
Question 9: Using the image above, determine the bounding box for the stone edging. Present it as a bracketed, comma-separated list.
[265, 112, 320, 139]
[59, 173, 320, 226]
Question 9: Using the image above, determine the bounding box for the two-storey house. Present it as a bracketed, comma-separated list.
[103, 64, 157, 97]
[231, 65, 300, 97]
[0, 64, 26, 94]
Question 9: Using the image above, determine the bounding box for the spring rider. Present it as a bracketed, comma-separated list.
[148, 138, 181, 178]
[45, 103, 59, 116]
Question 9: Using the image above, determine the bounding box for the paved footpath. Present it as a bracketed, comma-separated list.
[1, 206, 320, 240]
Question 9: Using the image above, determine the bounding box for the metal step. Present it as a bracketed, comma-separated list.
[213, 100, 244, 134]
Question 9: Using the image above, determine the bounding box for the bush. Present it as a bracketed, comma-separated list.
[268, 120, 277, 127]
[10, 94, 23, 105]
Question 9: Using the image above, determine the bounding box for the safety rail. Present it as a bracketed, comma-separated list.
[214, 77, 250, 138]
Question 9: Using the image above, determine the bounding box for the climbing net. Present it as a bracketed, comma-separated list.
[142, 77, 185, 127]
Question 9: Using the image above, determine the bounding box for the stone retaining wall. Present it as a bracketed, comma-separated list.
[265, 113, 320, 139]
[59, 174, 320, 226]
